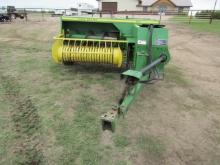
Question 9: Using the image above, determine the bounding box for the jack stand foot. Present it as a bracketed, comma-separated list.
[101, 110, 118, 132]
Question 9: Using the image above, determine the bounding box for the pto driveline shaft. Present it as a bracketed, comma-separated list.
[141, 54, 167, 74]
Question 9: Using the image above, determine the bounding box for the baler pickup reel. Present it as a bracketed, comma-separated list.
[52, 17, 170, 132]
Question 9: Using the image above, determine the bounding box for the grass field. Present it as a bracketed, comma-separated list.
[170, 16, 220, 35]
[0, 15, 220, 165]
[187, 20, 220, 35]
[0, 19, 168, 165]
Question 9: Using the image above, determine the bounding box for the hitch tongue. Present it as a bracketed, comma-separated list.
[101, 107, 118, 132]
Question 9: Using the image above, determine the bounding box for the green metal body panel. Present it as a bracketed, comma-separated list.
[60, 16, 170, 68]
[56, 16, 171, 131]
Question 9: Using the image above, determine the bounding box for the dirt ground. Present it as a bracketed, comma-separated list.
[157, 24, 220, 165]
[0, 15, 220, 165]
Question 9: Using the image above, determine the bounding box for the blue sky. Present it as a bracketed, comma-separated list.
[0, 0, 219, 9]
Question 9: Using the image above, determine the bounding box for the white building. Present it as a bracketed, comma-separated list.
[78, 3, 96, 14]
[97, 0, 192, 12]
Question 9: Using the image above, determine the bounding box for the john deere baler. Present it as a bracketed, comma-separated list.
[52, 16, 170, 131]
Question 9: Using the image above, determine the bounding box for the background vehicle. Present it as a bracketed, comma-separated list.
[0, 6, 27, 22]
[0, 6, 10, 22]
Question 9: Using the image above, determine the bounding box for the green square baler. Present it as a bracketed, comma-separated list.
[52, 16, 170, 131]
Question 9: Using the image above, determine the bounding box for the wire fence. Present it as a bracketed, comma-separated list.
[169, 10, 215, 24]
[1, 8, 219, 25]
[96, 9, 220, 24]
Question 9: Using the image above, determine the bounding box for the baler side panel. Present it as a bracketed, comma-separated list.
[134, 26, 149, 71]
[152, 28, 170, 72]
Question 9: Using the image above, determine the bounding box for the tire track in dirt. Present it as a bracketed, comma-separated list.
[0, 75, 44, 165]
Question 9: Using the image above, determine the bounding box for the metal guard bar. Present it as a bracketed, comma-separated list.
[53, 37, 128, 43]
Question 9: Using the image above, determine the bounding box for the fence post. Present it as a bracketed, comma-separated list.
[41, 8, 44, 21]
[159, 12, 162, 24]
[189, 11, 192, 24]
[24, 8, 27, 21]
[209, 11, 213, 24]
[210, 0, 218, 24]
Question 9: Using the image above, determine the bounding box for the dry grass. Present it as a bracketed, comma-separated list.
[0, 15, 220, 165]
